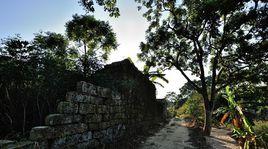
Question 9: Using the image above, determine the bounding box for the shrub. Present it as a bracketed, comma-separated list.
[176, 92, 204, 122]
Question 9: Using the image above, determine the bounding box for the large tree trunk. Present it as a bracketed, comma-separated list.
[203, 96, 212, 136]
[203, 109, 212, 136]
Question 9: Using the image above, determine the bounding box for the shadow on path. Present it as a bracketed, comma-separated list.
[138, 118, 211, 149]
[205, 127, 239, 149]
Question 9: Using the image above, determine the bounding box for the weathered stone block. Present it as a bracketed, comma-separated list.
[29, 126, 53, 141]
[112, 91, 121, 100]
[110, 119, 118, 126]
[84, 114, 102, 123]
[72, 139, 99, 149]
[102, 114, 111, 121]
[101, 127, 114, 144]
[104, 98, 113, 104]
[98, 105, 109, 113]
[0, 141, 35, 149]
[93, 131, 104, 139]
[68, 93, 105, 104]
[45, 114, 82, 125]
[57, 101, 78, 114]
[79, 103, 96, 114]
[90, 96, 105, 104]
[120, 107, 125, 112]
[77, 81, 97, 96]
[109, 106, 115, 113]
[90, 139, 100, 147]
[114, 100, 123, 106]
[66, 91, 78, 101]
[99, 122, 111, 129]
[114, 113, 125, 119]
[51, 131, 92, 149]
[112, 92, 125, 106]
[121, 113, 126, 119]
[114, 106, 123, 113]
[56, 123, 88, 138]
[114, 124, 126, 138]
[35, 141, 48, 149]
[88, 123, 99, 130]
[97, 87, 112, 98]
[30, 124, 87, 141]
[0, 140, 15, 148]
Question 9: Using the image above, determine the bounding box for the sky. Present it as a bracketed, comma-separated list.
[0, 0, 191, 98]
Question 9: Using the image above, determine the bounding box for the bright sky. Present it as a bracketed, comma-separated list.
[0, 0, 191, 98]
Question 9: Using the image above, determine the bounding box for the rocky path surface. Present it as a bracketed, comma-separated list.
[138, 118, 202, 149]
[138, 118, 239, 149]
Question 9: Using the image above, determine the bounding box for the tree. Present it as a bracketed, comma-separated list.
[0, 33, 83, 137]
[0, 36, 34, 135]
[136, 0, 267, 135]
[79, 0, 120, 17]
[32, 31, 78, 71]
[65, 14, 118, 76]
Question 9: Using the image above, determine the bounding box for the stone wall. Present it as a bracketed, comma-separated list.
[0, 59, 166, 149]
[0, 82, 165, 149]
[90, 59, 165, 130]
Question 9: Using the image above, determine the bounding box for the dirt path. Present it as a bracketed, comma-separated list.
[138, 118, 239, 149]
[205, 127, 239, 149]
[138, 118, 199, 149]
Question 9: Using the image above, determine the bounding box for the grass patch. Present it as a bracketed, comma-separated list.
[253, 121, 268, 148]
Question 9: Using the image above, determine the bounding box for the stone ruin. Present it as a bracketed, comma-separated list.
[0, 59, 167, 148]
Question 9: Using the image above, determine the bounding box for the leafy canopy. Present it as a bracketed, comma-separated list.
[66, 14, 117, 61]
[80, 0, 120, 17]
[65, 14, 117, 75]
[137, 0, 267, 94]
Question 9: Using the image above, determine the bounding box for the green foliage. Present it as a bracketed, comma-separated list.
[165, 92, 178, 103]
[137, 0, 267, 90]
[65, 14, 117, 75]
[167, 106, 177, 118]
[225, 86, 254, 135]
[65, 14, 117, 56]
[233, 83, 268, 120]
[217, 86, 267, 149]
[0, 33, 85, 139]
[177, 92, 204, 121]
[253, 121, 268, 148]
[79, 0, 120, 17]
[215, 83, 268, 122]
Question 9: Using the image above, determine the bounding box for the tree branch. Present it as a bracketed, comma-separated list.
[193, 39, 208, 98]
[172, 53, 202, 93]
